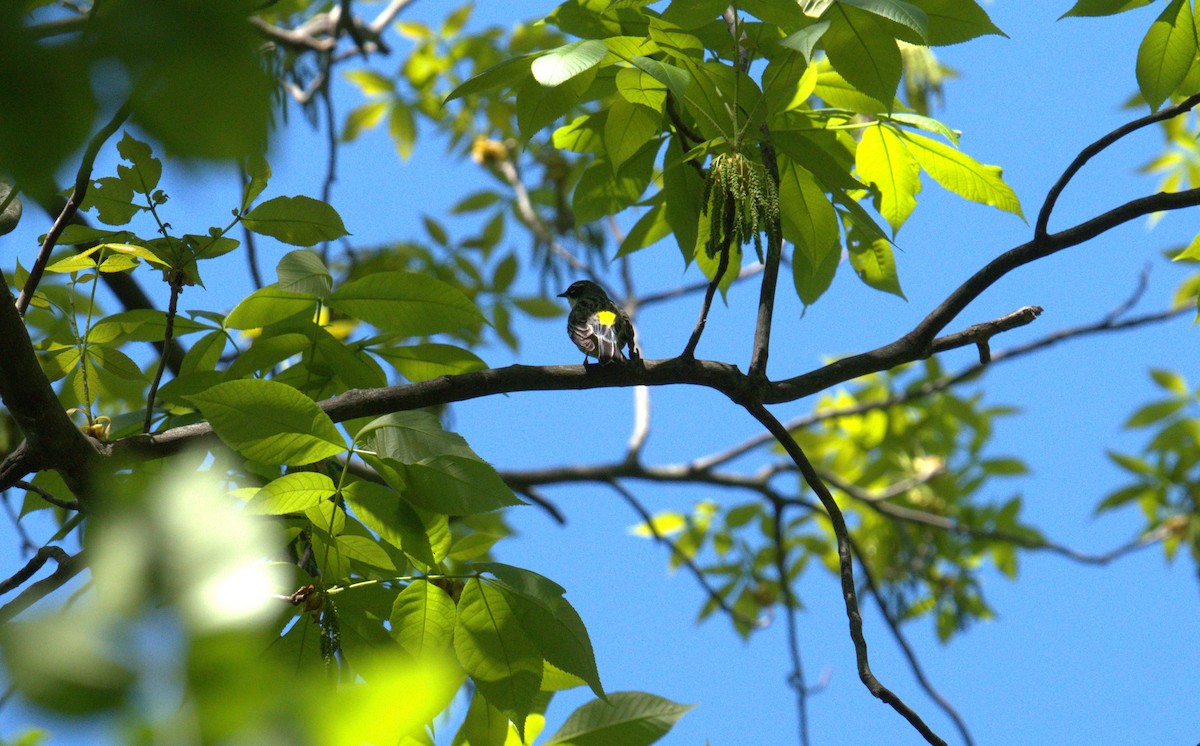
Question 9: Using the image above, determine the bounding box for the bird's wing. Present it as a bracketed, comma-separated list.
[572, 310, 625, 363]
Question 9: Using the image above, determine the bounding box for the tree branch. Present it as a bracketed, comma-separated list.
[1036, 92, 1200, 239]
[0, 550, 84, 623]
[847, 532, 976, 746]
[768, 498, 812, 746]
[743, 403, 947, 746]
[770, 185, 1200, 403]
[608, 480, 762, 631]
[17, 102, 131, 315]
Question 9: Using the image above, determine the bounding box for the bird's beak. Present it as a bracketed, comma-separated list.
[556, 291, 568, 298]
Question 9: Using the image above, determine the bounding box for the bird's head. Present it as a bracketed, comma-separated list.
[557, 280, 607, 307]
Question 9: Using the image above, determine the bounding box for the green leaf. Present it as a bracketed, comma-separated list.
[812, 60, 894, 113]
[1149, 368, 1188, 395]
[244, 472, 335, 515]
[856, 123, 921, 232]
[838, 0, 929, 43]
[617, 201, 673, 258]
[901, 131, 1024, 217]
[777, 158, 840, 262]
[327, 271, 485, 337]
[454, 578, 543, 735]
[88, 309, 210, 344]
[1135, 0, 1196, 111]
[116, 132, 162, 195]
[391, 580, 456, 657]
[847, 228, 905, 298]
[451, 190, 502, 214]
[553, 113, 607, 153]
[342, 99, 389, 142]
[81, 176, 139, 226]
[1060, 0, 1154, 19]
[1124, 398, 1186, 428]
[662, 138, 706, 263]
[616, 66, 667, 109]
[780, 20, 832, 62]
[907, 0, 1005, 45]
[629, 56, 692, 101]
[479, 563, 604, 699]
[242, 195, 350, 247]
[187, 379, 346, 465]
[604, 97, 662, 171]
[242, 152, 271, 210]
[542, 691, 694, 746]
[343, 480, 444, 566]
[516, 67, 598, 140]
[402, 455, 525, 515]
[532, 39, 609, 87]
[452, 690, 510, 746]
[373, 343, 487, 382]
[355, 411, 478, 462]
[276, 249, 333, 298]
[572, 143, 658, 224]
[343, 68, 395, 96]
[224, 286, 315, 330]
[444, 54, 536, 103]
[823, 5, 903, 109]
[1107, 450, 1156, 476]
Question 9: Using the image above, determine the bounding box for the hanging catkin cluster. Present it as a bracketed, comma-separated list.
[701, 151, 780, 261]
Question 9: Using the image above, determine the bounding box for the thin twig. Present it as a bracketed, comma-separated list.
[638, 263, 764, 308]
[17, 103, 131, 315]
[0, 550, 84, 623]
[681, 243, 730, 359]
[607, 480, 762, 630]
[0, 546, 71, 596]
[744, 402, 947, 746]
[513, 485, 566, 525]
[1, 493, 34, 554]
[769, 498, 811, 746]
[143, 278, 183, 433]
[1036, 92, 1200, 239]
[14, 480, 81, 512]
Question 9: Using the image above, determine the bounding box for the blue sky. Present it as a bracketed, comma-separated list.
[3, 2, 1200, 745]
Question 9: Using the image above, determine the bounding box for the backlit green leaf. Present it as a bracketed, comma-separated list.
[327, 271, 485, 337]
[1135, 0, 1195, 111]
[531, 39, 608, 87]
[902, 131, 1024, 217]
[243, 195, 350, 247]
[543, 691, 694, 746]
[188, 379, 346, 465]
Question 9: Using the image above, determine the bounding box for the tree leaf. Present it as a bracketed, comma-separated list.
[822, 5, 903, 109]
[1060, 0, 1155, 19]
[187, 379, 346, 465]
[454, 578, 542, 736]
[477, 563, 604, 699]
[391, 580, 456, 658]
[901, 131, 1024, 217]
[838, 0, 929, 43]
[242, 195, 350, 247]
[542, 691, 694, 746]
[604, 97, 662, 171]
[531, 39, 608, 87]
[343, 480, 445, 566]
[847, 227, 905, 298]
[1136, 0, 1196, 111]
[906, 0, 1005, 45]
[372, 343, 487, 382]
[224, 286, 315, 330]
[444, 54, 535, 103]
[355, 411, 478, 462]
[327, 271, 485, 337]
[401, 455, 526, 515]
[856, 123, 921, 232]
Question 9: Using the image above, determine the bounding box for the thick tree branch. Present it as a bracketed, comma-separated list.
[0, 276, 102, 494]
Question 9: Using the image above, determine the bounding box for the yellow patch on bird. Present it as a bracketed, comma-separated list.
[594, 310, 617, 326]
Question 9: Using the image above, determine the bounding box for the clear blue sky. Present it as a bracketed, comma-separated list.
[3, 2, 1199, 745]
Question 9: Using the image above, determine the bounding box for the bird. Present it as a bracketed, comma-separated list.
[557, 280, 639, 364]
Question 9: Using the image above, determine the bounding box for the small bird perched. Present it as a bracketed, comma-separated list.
[557, 280, 639, 364]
